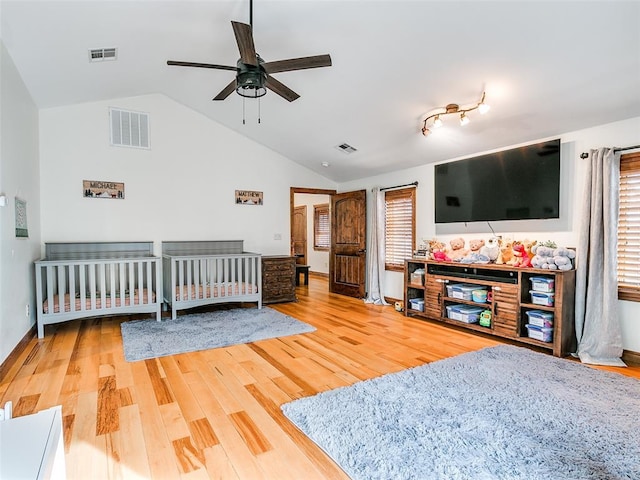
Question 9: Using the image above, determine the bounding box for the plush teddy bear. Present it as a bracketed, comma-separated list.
[460, 239, 490, 264]
[469, 239, 485, 253]
[447, 237, 469, 262]
[522, 239, 537, 262]
[428, 239, 448, 261]
[479, 237, 500, 262]
[495, 238, 514, 265]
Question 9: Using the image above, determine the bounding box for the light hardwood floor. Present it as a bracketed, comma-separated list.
[1, 276, 638, 479]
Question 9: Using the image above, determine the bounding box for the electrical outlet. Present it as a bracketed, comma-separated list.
[25, 304, 29, 317]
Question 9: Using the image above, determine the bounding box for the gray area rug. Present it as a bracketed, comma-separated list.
[282, 345, 640, 480]
[121, 307, 315, 362]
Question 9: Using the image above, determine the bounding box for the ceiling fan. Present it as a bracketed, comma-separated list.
[166, 0, 332, 102]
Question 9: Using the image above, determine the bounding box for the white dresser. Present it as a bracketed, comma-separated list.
[0, 405, 66, 479]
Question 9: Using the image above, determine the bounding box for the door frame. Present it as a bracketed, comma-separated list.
[290, 186, 337, 264]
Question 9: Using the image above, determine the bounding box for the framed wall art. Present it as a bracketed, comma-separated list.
[235, 190, 263, 205]
[83, 180, 124, 199]
[15, 197, 28, 238]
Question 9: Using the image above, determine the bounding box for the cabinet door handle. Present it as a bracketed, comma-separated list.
[437, 293, 441, 303]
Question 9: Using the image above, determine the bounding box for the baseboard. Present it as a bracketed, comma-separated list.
[0, 325, 36, 382]
[309, 271, 328, 279]
[623, 349, 640, 366]
[384, 296, 402, 305]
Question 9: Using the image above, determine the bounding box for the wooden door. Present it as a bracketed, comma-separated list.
[330, 190, 366, 297]
[291, 205, 307, 265]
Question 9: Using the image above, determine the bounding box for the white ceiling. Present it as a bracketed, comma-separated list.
[2, 1, 639, 182]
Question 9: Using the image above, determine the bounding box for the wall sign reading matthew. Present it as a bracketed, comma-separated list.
[83, 180, 125, 199]
[235, 190, 263, 205]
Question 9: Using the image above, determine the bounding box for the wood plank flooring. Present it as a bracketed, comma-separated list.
[1, 276, 639, 479]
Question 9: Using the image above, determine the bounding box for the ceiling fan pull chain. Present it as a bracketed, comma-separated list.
[258, 96, 261, 124]
[243, 96, 246, 125]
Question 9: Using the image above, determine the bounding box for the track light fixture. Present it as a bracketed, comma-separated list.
[421, 91, 490, 137]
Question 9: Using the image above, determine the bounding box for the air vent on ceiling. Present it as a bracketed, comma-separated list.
[336, 143, 357, 154]
[109, 108, 150, 149]
[89, 48, 117, 62]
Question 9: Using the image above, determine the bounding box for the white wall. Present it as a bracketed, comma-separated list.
[339, 116, 640, 353]
[294, 193, 330, 274]
[0, 41, 41, 364]
[39, 94, 337, 257]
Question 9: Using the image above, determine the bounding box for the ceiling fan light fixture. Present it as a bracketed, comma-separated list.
[421, 90, 488, 137]
[236, 66, 267, 98]
[236, 84, 267, 98]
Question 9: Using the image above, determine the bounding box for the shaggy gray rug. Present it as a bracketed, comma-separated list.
[282, 345, 640, 480]
[121, 307, 315, 362]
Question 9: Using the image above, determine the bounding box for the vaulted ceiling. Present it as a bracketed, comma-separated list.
[2, 1, 639, 182]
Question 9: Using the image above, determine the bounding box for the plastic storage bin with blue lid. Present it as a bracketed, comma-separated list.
[525, 310, 554, 327]
[530, 276, 555, 293]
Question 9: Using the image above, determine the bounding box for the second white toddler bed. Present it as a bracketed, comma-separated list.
[162, 240, 262, 319]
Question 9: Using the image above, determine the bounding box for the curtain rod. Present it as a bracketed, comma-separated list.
[579, 144, 640, 159]
[380, 181, 418, 191]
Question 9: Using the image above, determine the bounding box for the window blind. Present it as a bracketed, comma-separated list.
[314, 204, 330, 250]
[618, 152, 640, 301]
[385, 188, 416, 270]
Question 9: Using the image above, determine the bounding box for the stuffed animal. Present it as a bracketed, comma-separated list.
[522, 239, 537, 262]
[428, 239, 448, 261]
[495, 238, 514, 265]
[432, 250, 451, 262]
[511, 242, 532, 267]
[479, 237, 500, 262]
[552, 247, 576, 270]
[447, 237, 469, 262]
[531, 245, 557, 269]
[469, 239, 485, 253]
[460, 239, 490, 264]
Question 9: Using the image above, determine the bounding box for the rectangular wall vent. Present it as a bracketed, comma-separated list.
[89, 48, 117, 62]
[335, 143, 357, 154]
[110, 108, 150, 149]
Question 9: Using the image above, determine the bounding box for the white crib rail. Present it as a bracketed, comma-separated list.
[35, 256, 162, 338]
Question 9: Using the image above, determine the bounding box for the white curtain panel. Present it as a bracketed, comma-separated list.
[574, 147, 625, 366]
[364, 187, 390, 305]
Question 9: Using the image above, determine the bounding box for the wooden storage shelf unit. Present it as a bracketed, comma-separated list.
[404, 259, 576, 357]
[262, 256, 297, 304]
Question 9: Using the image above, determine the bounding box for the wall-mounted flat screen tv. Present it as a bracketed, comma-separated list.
[434, 139, 561, 223]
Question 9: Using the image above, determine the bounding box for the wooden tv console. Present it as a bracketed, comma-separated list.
[404, 259, 576, 357]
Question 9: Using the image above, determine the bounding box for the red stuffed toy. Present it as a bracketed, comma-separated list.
[512, 242, 532, 268]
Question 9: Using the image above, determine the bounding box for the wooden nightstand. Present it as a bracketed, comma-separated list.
[262, 256, 297, 304]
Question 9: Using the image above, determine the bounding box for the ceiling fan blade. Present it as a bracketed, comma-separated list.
[231, 21, 258, 66]
[167, 60, 237, 71]
[213, 79, 237, 101]
[263, 54, 332, 74]
[265, 75, 300, 102]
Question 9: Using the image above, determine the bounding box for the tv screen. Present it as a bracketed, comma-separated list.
[434, 139, 561, 223]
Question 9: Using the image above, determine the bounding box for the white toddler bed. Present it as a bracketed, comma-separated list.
[35, 242, 162, 338]
[162, 240, 262, 320]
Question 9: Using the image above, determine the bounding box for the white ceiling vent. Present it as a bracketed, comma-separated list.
[109, 108, 150, 149]
[89, 48, 117, 62]
[335, 143, 357, 154]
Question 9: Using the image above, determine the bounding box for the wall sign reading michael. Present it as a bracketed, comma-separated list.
[83, 180, 125, 199]
[235, 190, 263, 205]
